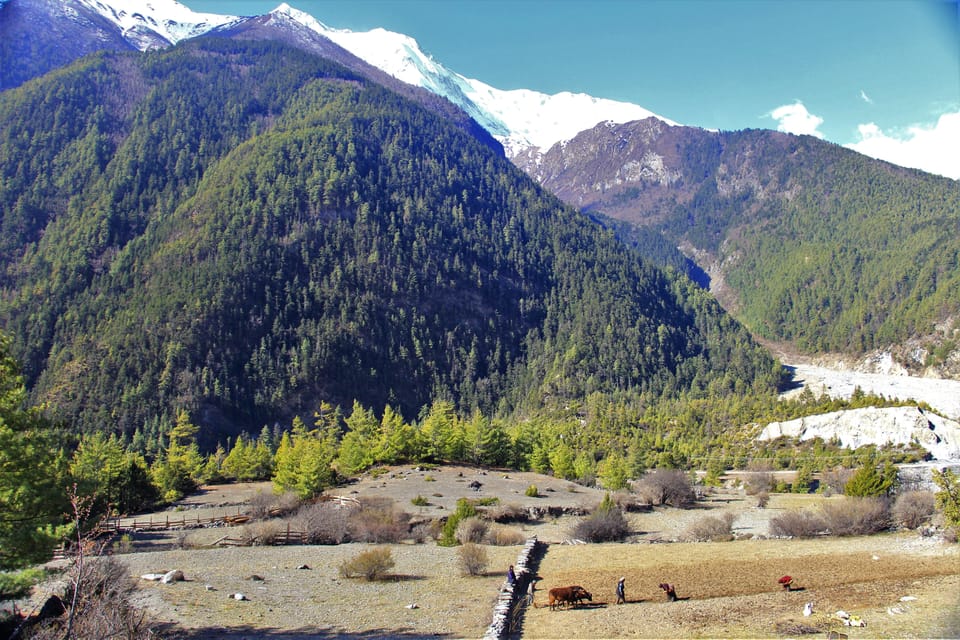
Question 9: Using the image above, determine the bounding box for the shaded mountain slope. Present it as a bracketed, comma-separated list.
[0, 39, 777, 441]
[0, 0, 137, 91]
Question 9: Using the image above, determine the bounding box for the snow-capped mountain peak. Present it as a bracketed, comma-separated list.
[269, 3, 677, 157]
[40, 1, 676, 156]
[75, 0, 238, 49]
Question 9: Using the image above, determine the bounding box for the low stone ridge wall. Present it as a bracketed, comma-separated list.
[483, 536, 547, 640]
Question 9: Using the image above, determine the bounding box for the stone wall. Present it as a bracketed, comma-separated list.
[483, 536, 547, 639]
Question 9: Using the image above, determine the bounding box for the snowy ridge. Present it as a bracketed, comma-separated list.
[67, 0, 676, 155]
[75, 0, 238, 49]
[270, 3, 676, 157]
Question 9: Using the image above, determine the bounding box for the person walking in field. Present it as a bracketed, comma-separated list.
[616, 576, 626, 604]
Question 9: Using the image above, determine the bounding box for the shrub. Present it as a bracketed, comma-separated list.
[636, 469, 696, 507]
[474, 496, 500, 506]
[338, 547, 395, 581]
[242, 519, 285, 545]
[571, 495, 629, 542]
[440, 498, 478, 546]
[348, 497, 410, 543]
[525, 484, 540, 497]
[455, 516, 489, 544]
[893, 490, 936, 530]
[411, 495, 429, 507]
[820, 497, 890, 535]
[31, 557, 154, 640]
[684, 512, 736, 542]
[112, 533, 134, 554]
[249, 490, 301, 520]
[743, 462, 774, 496]
[456, 542, 489, 576]
[755, 491, 770, 508]
[295, 502, 351, 544]
[820, 467, 854, 496]
[769, 510, 826, 538]
[485, 524, 526, 546]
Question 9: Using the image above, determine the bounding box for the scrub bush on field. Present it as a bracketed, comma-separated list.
[486, 524, 526, 546]
[457, 542, 489, 576]
[295, 501, 351, 544]
[769, 509, 826, 538]
[338, 547, 395, 581]
[455, 516, 488, 544]
[820, 497, 890, 535]
[892, 490, 936, 530]
[684, 512, 736, 542]
[571, 493, 629, 542]
[635, 469, 695, 507]
[348, 497, 410, 543]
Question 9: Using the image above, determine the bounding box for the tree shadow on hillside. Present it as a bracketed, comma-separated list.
[152, 622, 455, 639]
[778, 365, 803, 392]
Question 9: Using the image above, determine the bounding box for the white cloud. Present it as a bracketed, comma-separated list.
[859, 89, 873, 105]
[845, 111, 960, 180]
[768, 102, 825, 138]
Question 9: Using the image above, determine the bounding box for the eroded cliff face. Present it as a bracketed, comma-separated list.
[759, 406, 960, 462]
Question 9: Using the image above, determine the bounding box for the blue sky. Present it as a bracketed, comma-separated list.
[190, 0, 960, 178]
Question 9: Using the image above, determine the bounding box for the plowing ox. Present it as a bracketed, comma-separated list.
[547, 585, 592, 610]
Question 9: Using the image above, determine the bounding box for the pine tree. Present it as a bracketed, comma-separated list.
[151, 410, 204, 502]
[0, 333, 69, 569]
[272, 415, 337, 499]
[844, 457, 895, 497]
[932, 468, 960, 534]
[598, 452, 629, 491]
[336, 401, 378, 475]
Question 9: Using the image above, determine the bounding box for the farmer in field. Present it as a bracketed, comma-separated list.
[616, 576, 626, 604]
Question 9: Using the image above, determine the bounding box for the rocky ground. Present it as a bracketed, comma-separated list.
[102, 483, 959, 639]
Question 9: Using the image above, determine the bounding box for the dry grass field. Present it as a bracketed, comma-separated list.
[526, 537, 959, 639]
[92, 470, 960, 638]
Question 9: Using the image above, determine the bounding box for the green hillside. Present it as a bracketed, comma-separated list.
[0, 39, 777, 442]
[527, 121, 960, 365]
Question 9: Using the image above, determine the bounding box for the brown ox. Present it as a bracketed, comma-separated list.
[547, 585, 592, 610]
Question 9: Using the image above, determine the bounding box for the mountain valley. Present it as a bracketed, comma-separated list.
[2, 3, 960, 639]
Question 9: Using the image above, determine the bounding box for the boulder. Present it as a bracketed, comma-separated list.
[160, 569, 184, 584]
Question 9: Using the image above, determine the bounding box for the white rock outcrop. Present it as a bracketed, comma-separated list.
[758, 406, 960, 461]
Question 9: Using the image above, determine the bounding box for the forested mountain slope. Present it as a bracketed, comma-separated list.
[517, 118, 960, 370]
[0, 39, 777, 442]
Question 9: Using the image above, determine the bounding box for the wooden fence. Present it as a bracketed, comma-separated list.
[94, 510, 249, 535]
[209, 523, 307, 547]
